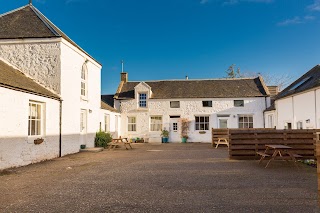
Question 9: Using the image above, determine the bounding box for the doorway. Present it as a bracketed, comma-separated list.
[169, 117, 180, 142]
[80, 109, 87, 146]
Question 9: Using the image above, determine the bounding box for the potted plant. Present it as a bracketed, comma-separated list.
[180, 118, 190, 143]
[161, 129, 169, 143]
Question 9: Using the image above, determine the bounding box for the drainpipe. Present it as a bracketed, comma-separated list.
[292, 96, 295, 129]
[315, 90, 318, 129]
[264, 97, 267, 128]
[59, 100, 62, 157]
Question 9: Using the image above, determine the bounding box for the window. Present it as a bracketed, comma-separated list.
[297, 121, 303, 129]
[150, 116, 162, 131]
[104, 114, 110, 132]
[239, 115, 253, 128]
[173, 123, 178, 131]
[195, 116, 209, 130]
[170, 101, 180, 108]
[128, 117, 136, 132]
[28, 102, 44, 136]
[268, 115, 274, 128]
[202, 101, 212, 107]
[139, 93, 147, 108]
[234, 100, 244, 107]
[80, 110, 87, 133]
[81, 64, 88, 97]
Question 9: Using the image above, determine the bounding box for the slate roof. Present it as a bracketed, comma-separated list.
[116, 77, 269, 99]
[101, 95, 118, 112]
[0, 4, 101, 65]
[276, 65, 320, 100]
[0, 59, 60, 100]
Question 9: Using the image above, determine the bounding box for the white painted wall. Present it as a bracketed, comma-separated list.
[117, 83, 267, 143]
[100, 109, 121, 137]
[0, 87, 60, 170]
[275, 88, 320, 129]
[60, 39, 102, 155]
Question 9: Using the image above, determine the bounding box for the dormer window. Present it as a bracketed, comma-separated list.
[81, 63, 88, 98]
[139, 93, 147, 108]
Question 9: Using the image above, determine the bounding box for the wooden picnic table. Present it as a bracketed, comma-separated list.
[257, 144, 302, 168]
[108, 138, 132, 150]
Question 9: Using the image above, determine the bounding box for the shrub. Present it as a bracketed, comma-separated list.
[95, 131, 112, 148]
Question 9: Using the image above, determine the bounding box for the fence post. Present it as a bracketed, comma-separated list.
[316, 132, 320, 206]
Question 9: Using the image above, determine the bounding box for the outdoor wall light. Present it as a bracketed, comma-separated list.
[306, 119, 310, 123]
[89, 109, 92, 113]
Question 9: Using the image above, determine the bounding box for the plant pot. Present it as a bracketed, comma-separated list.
[181, 137, 187, 143]
[34, 138, 44, 145]
[162, 137, 169, 143]
[80, 144, 86, 149]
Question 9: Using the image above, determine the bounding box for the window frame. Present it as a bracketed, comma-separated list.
[128, 117, 137, 132]
[139, 93, 147, 108]
[195, 116, 210, 131]
[104, 114, 110, 132]
[81, 63, 88, 98]
[150, 116, 162, 132]
[202, 101, 212, 107]
[28, 101, 44, 137]
[170, 101, 180, 108]
[238, 115, 254, 129]
[234, 100, 244, 107]
[297, 121, 303, 130]
[80, 109, 87, 134]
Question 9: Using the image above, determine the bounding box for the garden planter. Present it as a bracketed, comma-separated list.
[181, 137, 187, 143]
[34, 138, 44, 145]
[80, 144, 86, 149]
[162, 137, 169, 143]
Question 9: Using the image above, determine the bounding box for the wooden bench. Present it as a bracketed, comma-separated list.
[108, 138, 132, 150]
[257, 152, 270, 164]
[215, 138, 229, 148]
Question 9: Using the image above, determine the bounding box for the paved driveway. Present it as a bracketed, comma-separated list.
[0, 143, 319, 212]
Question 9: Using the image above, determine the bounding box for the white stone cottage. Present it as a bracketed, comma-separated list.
[113, 73, 271, 143]
[265, 65, 320, 129]
[0, 4, 103, 169]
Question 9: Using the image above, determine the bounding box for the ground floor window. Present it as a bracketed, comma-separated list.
[297, 121, 303, 129]
[150, 116, 162, 131]
[28, 101, 44, 136]
[195, 116, 209, 130]
[238, 115, 253, 128]
[128, 117, 136, 132]
[268, 115, 274, 128]
[105, 114, 110, 132]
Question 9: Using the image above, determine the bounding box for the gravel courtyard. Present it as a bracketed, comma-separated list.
[0, 143, 319, 213]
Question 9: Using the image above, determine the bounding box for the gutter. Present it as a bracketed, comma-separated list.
[59, 100, 62, 157]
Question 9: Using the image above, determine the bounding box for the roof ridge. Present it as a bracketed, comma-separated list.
[0, 4, 29, 18]
[126, 77, 257, 83]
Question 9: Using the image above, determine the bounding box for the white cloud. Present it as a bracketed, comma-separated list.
[200, 0, 210, 4]
[200, 0, 273, 5]
[277, 15, 316, 26]
[307, 0, 320, 11]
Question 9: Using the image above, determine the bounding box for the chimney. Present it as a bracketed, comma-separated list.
[121, 72, 128, 83]
[185, 76, 189, 80]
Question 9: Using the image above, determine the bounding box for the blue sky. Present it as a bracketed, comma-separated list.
[1, 0, 320, 94]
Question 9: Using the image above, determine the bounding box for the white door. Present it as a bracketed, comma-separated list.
[170, 118, 180, 142]
[218, 118, 229, 129]
[80, 109, 87, 145]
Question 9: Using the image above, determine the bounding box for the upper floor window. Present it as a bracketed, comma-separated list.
[150, 116, 162, 131]
[170, 101, 180, 108]
[139, 93, 147, 108]
[239, 115, 253, 128]
[128, 117, 137, 132]
[81, 63, 88, 98]
[202, 101, 212, 107]
[195, 116, 209, 130]
[28, 101, 44, 136]
[234, 100, 244, 107]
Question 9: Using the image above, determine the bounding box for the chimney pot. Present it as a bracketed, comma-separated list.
[185, 76, 189, 80]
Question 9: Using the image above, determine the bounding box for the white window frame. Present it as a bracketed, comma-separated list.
[128, 117, 137, 132]
[202, 101, 212, 107]
[284, 122, 292, 130]
[28, 101, 45, 137]
[297, 121, 303, 130]
[238, 115, 253, 128]
[81, 63, 88, 98]
[268, 115, 274, 128]
[195, 116, 210, 130]
[150, 116, 162, 131]
[139, 93, 147, 108]
[80, 109, 87, 134]
[170, 101, 180, 108]
[104, 114, 110, 132]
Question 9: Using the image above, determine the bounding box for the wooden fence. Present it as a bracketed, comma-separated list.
[212, 128, 319, 160]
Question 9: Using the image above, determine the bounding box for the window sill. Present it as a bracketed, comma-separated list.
[80, 96, 89, 102]
[137, 108, 149, 111]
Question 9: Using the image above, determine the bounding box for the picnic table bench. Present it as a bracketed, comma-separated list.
[257, 144, 302, 168]
[108, 138, 132, 150]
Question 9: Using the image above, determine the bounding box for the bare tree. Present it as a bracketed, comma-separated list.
[225, 64, 242, 78]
